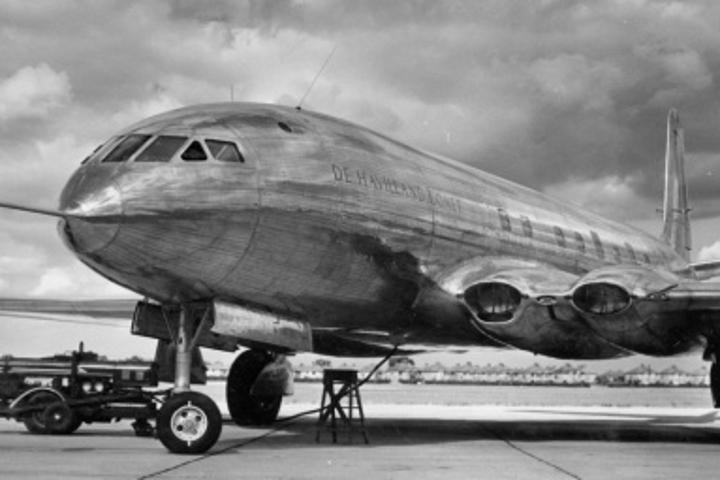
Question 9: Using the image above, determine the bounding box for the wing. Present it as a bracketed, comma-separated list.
[0, 298, 138, 324]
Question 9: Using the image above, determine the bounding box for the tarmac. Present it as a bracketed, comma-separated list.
[1, 403, 719, 479]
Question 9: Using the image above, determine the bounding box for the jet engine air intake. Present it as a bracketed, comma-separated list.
[464, 282, 522, 322]
[572, 283, 631, 315]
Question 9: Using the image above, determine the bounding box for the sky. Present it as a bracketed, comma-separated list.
[1, 0, 720, 372]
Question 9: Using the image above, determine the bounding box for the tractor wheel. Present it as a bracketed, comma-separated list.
[21, 391, 61, 434]
[43, 401, 82, 434]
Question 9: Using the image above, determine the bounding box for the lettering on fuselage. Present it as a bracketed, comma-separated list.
[331, 164, 461, 214]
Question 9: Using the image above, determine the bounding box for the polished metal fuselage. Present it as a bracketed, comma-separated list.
[57, 103, 695, 357]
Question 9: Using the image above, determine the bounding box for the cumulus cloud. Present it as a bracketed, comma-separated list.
[30, 265, 131, 298]
[528, 54, 626, 111]
[543, 175, 656, 221]
[109, 93, 184, 130]
[0, 63, 71, 121]
[698, 241, 720, 261]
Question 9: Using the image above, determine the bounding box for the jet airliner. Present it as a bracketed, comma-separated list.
[2, 104, 720, 453]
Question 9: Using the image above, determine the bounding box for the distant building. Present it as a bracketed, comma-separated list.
[549, 364, 596, 386]
[688, 367, 710, 386]
[206, 361, 229, 380]
[294, 362, 325, 382]
[388, 360, 421, 383]
[622, 364, 658, 386]
[268, 358, 712, 388]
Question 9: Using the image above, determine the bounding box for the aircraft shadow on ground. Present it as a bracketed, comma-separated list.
[213, 413, 720, 451]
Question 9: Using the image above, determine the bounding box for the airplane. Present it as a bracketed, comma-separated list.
[2, 103, 720, 454]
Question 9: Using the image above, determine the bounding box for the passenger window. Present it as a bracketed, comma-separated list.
[591, 231, 605, 259]
[643, 253, 651, 264]
[520, 216, 533, 237]
[497, 208, 511, 232]
[625, 242, 637, 262]
[574, 231, 586, 253]
[612, 245, 622, 262]
[553, 226, 566, 248]
[206, 139, 244, 163]
[135, 136, 188, 162]
[102, 134, 151, 163]
[181, 140, 207, 161]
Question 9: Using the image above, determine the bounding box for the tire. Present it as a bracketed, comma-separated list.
[226, 350, 282, 426]
[43, 402, 82, 435]
[21, 391, 61, 434]
[157, 392, 222, 454]
[711, 363, 720, 408]
[131, 419, 155, 437]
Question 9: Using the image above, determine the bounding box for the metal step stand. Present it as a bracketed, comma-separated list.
[315, 369, 369, 444]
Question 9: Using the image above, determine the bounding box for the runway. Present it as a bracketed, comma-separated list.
[0, 403, 719, 479]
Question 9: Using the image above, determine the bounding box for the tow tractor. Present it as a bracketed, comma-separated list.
[0, 343, 161, 437]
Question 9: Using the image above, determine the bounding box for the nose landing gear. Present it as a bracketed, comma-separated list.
[155, 304, 222, 454]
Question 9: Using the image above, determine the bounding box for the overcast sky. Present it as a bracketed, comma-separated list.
[1, 1, 720, 367]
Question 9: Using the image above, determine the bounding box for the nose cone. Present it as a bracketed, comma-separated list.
[58, 171, 123, 254]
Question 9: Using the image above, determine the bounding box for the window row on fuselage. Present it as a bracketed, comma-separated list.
[496, 207, 659, 265]
[82, 134, 245, 165]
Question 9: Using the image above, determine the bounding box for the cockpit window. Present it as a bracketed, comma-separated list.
[81, 143, 104, 164]
[135, 135, 188, 162]
[101, 134, 151, 163]
[181, 140, 207, 161]
[206, 139, 244, 163]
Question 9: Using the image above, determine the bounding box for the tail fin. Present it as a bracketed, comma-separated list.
[661, 108, 692, 261]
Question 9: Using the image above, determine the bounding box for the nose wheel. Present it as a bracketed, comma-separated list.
[157, 392, 222, 454]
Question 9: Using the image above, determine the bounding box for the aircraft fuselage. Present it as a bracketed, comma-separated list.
[57, 103, 697, 358]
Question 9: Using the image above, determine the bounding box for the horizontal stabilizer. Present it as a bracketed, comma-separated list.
[688, 260, 720, 280]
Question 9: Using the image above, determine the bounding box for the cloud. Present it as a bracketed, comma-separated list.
[528, 54, 626, 111]
[109, 93, 184, 130]
[698, 241, 720, 261]
[30, 265, 131, 298]
[543, 175, 655, 221]
[0, 63, 71, 121]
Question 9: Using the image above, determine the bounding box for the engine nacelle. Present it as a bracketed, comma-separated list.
[567, 269, 698, 355]
[461, 280, 621, 359]
[571, 282, 631, 315]
[463, 282, 522, 322]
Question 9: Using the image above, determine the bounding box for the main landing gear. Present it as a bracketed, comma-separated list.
[155, 305, 222, 454]
[226, 350, 283, 426]
[704, 345, 720, 408]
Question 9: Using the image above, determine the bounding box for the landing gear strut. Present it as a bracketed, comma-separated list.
[155, 305, 222, 454]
